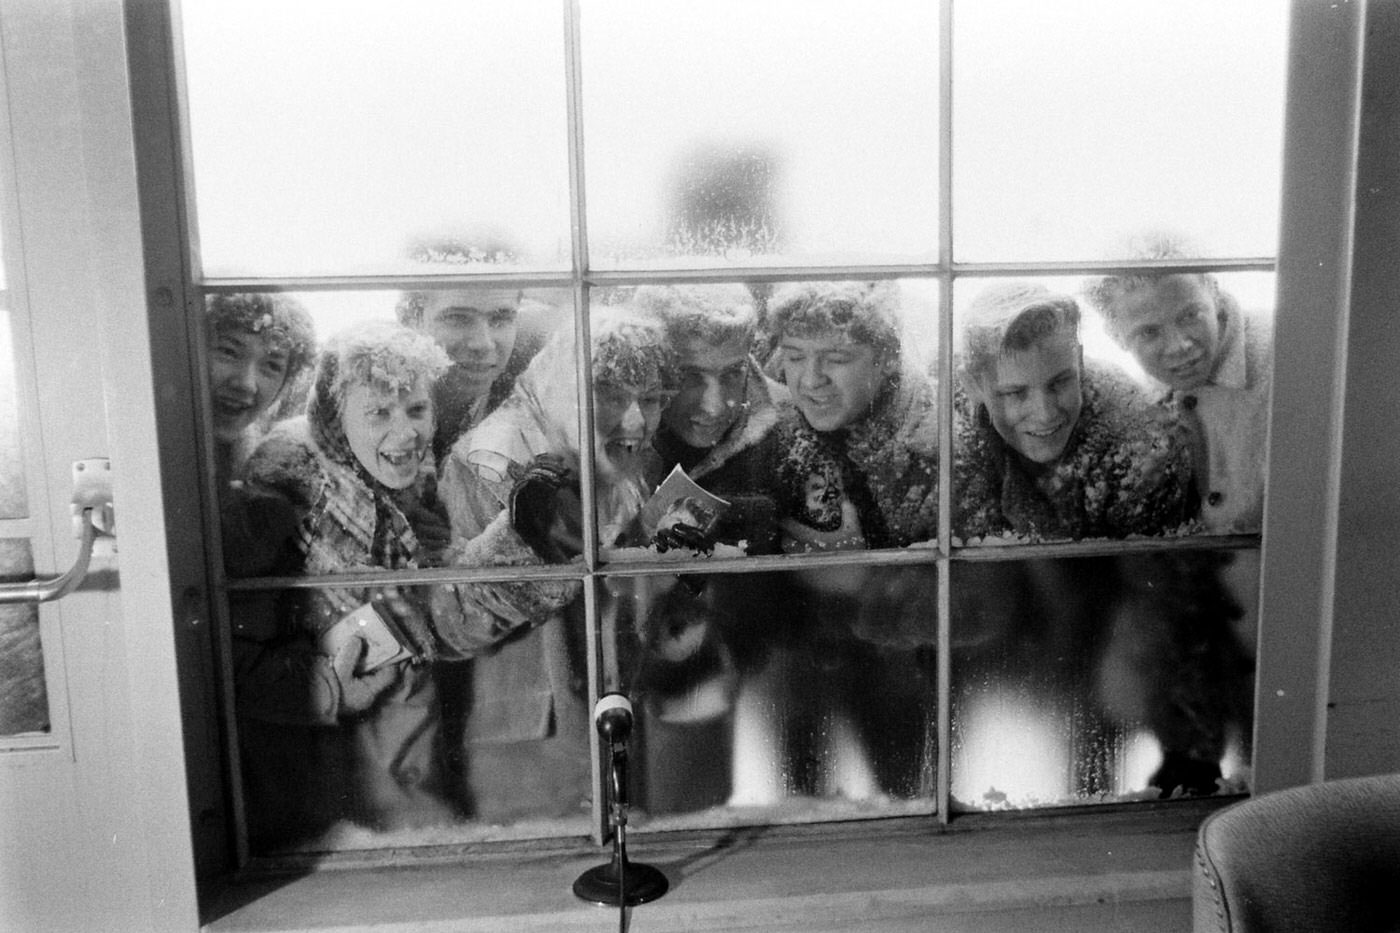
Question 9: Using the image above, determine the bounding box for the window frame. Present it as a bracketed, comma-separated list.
[123, 0, 1371, 895]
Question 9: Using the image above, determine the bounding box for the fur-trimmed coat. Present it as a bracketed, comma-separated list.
[953, 361, 1196, 542]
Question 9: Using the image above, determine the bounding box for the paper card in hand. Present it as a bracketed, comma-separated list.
[640, 464, 731, 537]
[318, 602, 413, 674]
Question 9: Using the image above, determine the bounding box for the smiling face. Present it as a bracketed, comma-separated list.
[973, 333, 1083, 466]
[420, 288, 520, 398]
[779, 333, 893, 432]
[341, 380, 435, 489]
[208, 330, 291, 443]
[664, 334, 750, 448]
[1114, 274, 1224, 391]
[594, 378, 670, 477]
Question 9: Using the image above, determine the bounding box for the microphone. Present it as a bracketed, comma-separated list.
[574, 691, 670, 908]
[594, 692, 633, 745]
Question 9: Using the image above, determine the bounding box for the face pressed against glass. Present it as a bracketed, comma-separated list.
[207, 330, 290, 443]
[973, 334, 1084, 466]
[593, 378, 670, 477]
[1115, 274, 1224, 391]
[665, 334, 751, 448]
[779, 334, 892, 433]
[341, 380, 434, 489]
[420, 288, 521, 398]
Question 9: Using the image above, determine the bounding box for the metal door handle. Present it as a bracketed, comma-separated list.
[0, 458, 113, 605]
[0, 507, 99, 604]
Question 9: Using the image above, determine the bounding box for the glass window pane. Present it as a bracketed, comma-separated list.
[602, 279, 940, 559]
[953, 272, 1274, 541]
[181, 1, 571, 277]
[232, 581, 591, 855]
[605, 568, 938, 829]
[0, 539, 47, 738]
[582, 1, 940, 269]
[952, 0, 1288, 262]
[951, 549, 1257, 810]
[206, 289, 571, 579]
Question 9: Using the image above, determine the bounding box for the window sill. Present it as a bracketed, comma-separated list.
[202, 800, 1228, 933]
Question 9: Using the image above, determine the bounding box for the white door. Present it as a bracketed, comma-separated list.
[0, 2, 198, 931]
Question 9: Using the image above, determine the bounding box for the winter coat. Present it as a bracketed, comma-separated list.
[776, 367, 940, 553]
[229, 402, 457, 847]
[1156, 298, 1271, 534]
[953, 361, 1196, 542]
[229, 415, 439, 725]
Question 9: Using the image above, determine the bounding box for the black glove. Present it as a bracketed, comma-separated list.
[400, 478, 452, 567]
[653, 521, 716, 555]
[508, 454, 583, 562]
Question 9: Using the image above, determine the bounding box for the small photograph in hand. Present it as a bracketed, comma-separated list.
[640, 464, 730, 537]
[318, 602, 413, 674]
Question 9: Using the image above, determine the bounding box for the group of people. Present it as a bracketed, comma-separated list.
[205, 232, 1268, 850]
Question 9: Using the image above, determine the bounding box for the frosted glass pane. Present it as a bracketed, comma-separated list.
[952, 271, 1274, 540]
[206, 288, 572, 579]
[181, 1, 571, 277]
[950, 550, 1257, 809]
[0, 302, 27, 519]
[953, 1, 1288, 262]
[582, 1, 940, 268]
[0, 539, 48, 737]
[607, 569, 938, 828]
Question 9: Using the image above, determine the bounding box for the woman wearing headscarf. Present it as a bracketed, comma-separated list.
[229, 319, 457, 850]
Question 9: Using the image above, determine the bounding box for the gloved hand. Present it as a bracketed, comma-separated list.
[653, 521, 716, 555]
[508, 454, 584, 562]
[329, 634, 401, 717]
[400, 478, 452, 567]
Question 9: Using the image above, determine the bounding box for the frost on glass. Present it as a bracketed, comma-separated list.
[595, 279, 940, 562]
[205, 288, 571, 579]
[604, 569, 938, 829]
[581, 1, 940, 268]
[952, 271, 1275, 543]
[231, 581, 590, 855]
[180, 1, 570, 277]
[0, 539, 48, 737]
[950, 550, 1257, 810]
[0, 303, 27, 520]
[952, 0, 1288, 262]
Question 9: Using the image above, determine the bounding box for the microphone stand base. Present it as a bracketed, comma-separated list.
[572, 856, 669, 907]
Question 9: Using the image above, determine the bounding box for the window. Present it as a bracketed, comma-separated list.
[175, 0, 1286, 861]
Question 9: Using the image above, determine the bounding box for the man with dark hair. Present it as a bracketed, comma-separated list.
[633, 282, 790, 554]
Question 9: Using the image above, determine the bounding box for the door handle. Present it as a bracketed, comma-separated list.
[0, 458, 113, 605]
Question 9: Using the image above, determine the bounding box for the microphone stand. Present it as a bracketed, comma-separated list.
[573, 723, 669, 915]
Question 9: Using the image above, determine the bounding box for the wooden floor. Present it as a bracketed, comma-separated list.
[203, 802, 1217, 932]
